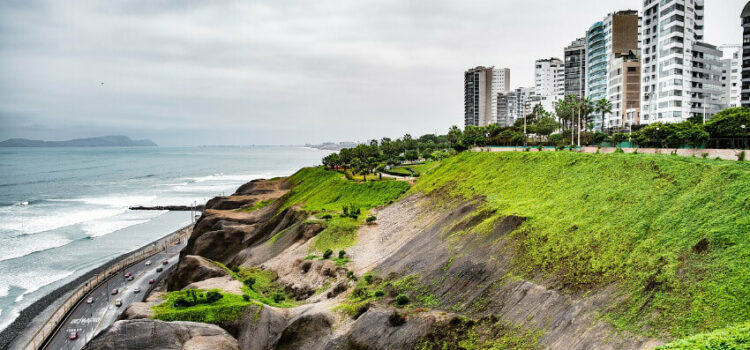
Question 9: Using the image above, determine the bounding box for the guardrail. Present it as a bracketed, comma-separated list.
[22, 231, 187, 350]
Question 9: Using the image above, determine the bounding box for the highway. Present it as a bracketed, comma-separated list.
[42, 239, 186, 350]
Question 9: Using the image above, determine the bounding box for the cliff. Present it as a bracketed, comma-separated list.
[86, 152, 750, 350]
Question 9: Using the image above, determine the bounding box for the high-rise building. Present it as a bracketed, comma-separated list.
[608, 51, 642, 128]
[508, 87, 534, 123]
[720, 45, 742, 108]
[741, 2, 750, 107]
[641, 0, 725, 123]
[496, 93, 511, 127]
[464, 66, 510, 127]
[564, 38, 586, 98]
[586, 10, 640, 130]
[534, 58, 565, 114]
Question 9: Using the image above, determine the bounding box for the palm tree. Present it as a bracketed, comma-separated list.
[595, 98, 613, 133]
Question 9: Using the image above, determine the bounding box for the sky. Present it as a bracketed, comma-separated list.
[0, 0, 745, 146]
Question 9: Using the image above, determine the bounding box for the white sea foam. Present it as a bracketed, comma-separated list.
[51, 195, 157, 208]
[186, 173, 270, 183]
[0, 267, 75, 303]
[81, 210, 164, 238]
[0, 234, 73, 262]
[0, 207, 126, 235]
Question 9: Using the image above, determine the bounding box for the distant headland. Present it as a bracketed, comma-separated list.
[0, 135, 157, 147]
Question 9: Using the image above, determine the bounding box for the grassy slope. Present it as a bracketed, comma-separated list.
[655, 322, 749, 349]
[284, 167, 410, 253]
[411, 151, 750, 338]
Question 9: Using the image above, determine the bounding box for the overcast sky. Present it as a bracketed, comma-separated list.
[0, 0, 745, 146]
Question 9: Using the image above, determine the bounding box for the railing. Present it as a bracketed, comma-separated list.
[21, 230, 187, 350]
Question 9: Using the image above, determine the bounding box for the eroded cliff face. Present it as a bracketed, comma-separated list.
[90, 177, 663, 350]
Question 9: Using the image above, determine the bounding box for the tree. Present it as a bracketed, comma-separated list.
[532, 117, 561, 140]
[704, 107, 750, 138]
[322, 153, 341, 169]
[595, 98, 613, 133]
[447, 125, 463, 148]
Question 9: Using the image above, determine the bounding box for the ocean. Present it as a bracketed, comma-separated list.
[0, 146, 329, 332]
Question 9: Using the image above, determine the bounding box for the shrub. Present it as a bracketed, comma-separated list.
[524, 147, 530, 152]
[633, 148, 638, 154]
[205, 291, 223, 303]
[242, 295, 250, 301]
[374, 290, 385, 297]
[395, 294, 410, 305]
[244, 277, 256, 289]
[363, 274, 373, 284]
[173, 297, 190, 308]
[230, 266, 240, 273]
[596, 146, 601, 154]
[614, 148, 624, 154]
[347, 270, 355, 279]
[366, 216, 376, 224]
[272, 292, 285, 303]
[321, 214, 332, 220]
[740, 151, 746, 161]
[338, 250, 346, 259]
[323, 249, 333, 259]
[702, 153, 708, 158]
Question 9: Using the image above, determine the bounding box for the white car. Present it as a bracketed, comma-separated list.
[115, 299, 122, 307]
[86, 297, 94, 304]
[145, 260, 152, 266]
[134, 287, 141, 293]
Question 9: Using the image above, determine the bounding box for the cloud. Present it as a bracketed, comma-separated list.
[0, 0, 744, 145]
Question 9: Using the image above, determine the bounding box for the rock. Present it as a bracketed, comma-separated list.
[236, 305, 288, 350]
[168, 255, 229, 291]
[341, 308, 437, 350]
[184, 276, 244, 294]
[83, 319, 239, 350]
[274, 313, 333, 350]
[119, 302, 154, 320]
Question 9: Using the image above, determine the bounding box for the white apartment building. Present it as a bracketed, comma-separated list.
[720, 45, 742, 108]
[508, 87, 534, 124]
[534, 58, 565, 114]
[641, 0, 724, 123]
[464, 66, 511, 127]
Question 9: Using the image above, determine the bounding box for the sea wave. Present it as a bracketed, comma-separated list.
[81, 210, 165, 238]
[0, 207, 127, 235]
[0, 233, 74, 263]
[50, 195, 157, 208]
[186, 173, 270, 183]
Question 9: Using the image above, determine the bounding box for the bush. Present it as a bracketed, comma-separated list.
[244, 277, 256, 289]
[740, 151, 746, 161]
[323, 249, 333, 259]
[338, 250, 346, 259]
[347, 270, 355, 279]
[321, 214, 332, 220]
[230, 266, 240, 273]
[205, 291, 223, 303]
[537, 145, 543, 152]
[366, 216, 376, 224]
[374, 290, 385, 297]
[363, 274, 373, 284]
[614, 148, 624, 154]
[702, 153, 709, 158]
[395, 294, 410, 305]
[242, 295, 250, 301]
[272, 292, 285, 303]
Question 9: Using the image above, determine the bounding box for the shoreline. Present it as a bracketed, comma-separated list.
[0, 225, 192, 350]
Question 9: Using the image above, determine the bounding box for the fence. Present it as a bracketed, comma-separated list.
[475, 146, 748, 161]
[21, 230, 187, 350]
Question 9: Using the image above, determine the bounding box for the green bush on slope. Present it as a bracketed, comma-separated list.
[411, 152, 750, 337]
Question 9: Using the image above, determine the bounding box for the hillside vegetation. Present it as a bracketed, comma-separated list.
[411, 151, 750, 338]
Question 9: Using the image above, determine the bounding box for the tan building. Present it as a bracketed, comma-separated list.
[608, 51, 641, 129]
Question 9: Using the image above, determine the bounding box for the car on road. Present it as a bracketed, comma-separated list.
[162, 260, 169, 265]
[115, 299, 122, 307]
[134, 287, 141, 293]
[86, 297, 94, 304]
[156, 267, 163, 272]
[145, 260, 152, 266]
[124, 272, 132, 278]
[148, 279, 155, 284]
[127, 276, 134, 281]
[69, 331, 78, 340]
[111, 289, 118, 295]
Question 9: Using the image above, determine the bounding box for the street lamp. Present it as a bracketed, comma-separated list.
[656, 127, 661, 148]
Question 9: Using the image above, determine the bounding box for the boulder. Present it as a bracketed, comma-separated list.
[83, 319, 239, 350]
[168, 255, 229, 291]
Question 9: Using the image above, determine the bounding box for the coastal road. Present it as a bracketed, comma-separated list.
[42, 240, 186, 350]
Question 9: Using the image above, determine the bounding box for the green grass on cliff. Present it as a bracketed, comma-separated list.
[283, 166, 410, 253]
[284, 167, 410, 212]
[411, 151, 750, 338]
[655, 322, 750, 349]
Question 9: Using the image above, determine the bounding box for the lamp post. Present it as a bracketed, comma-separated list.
[656, 127, 661, 149]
